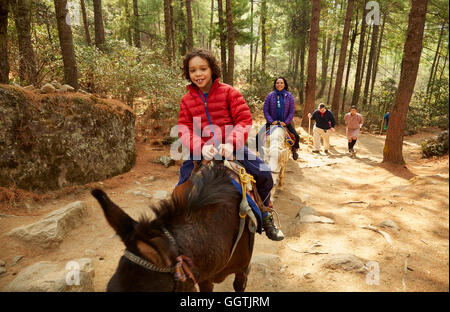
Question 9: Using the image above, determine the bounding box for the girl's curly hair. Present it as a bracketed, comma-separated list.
[182, 49, 222, 82]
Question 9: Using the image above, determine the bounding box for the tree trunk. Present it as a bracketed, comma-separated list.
[331, 0, 354, 120]
[383, 0, 427, 164]
[225, 0, 234, 85]
[124, 0, 132, 45]
[351, 0, 367, 107]
[169, 1, 175, 60]
[80, 0, 91, 45]
[293, 45, 300, 88]
[342, 17, 358, 115]
[326, 36, 338, 106]
[217, 0, 227, 82]
[93, 0, 105, 49]
[133, 0, 140, 48]
[317, 33, 331, 99]
[425, 21, 445, 106]
[299, 37, 305, 104]
[11, 0, 37, 85]
[359, 25, 372, 100]
[54, 0, 78, 89]
[369, 11, 386, 108]
[261, 0, 267, 73]
[209, 0, 214, 50]
[163, 0, 172, 62]
[301, 0, 320, 128]
[253, 12, 261, 68]
[362, 21, 379, 110]
[0, 0, 9, 84]
[185, 0, 193, 51]
[249, 0, 254, 79]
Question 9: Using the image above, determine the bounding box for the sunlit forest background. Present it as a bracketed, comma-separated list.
[1, 0, 448, 134]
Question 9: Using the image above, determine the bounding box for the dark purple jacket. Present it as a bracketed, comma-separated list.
[263, 91, 295, 124]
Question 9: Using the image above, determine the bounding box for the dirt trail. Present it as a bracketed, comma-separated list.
[0, 123, 448, 292]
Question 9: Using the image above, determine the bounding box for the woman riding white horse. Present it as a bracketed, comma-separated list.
[256, 77, 300, 190]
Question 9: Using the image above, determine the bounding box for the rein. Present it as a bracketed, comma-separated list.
[122, 226, 197, 286]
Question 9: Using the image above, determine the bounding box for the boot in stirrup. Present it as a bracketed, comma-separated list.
[262, 213, 284, 241]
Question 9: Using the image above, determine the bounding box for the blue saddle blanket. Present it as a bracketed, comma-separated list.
[230, 179, 263, 234]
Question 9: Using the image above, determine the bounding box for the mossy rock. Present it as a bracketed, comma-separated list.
[0, 84, 136, 192]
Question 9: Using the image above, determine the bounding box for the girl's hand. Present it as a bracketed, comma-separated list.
[202, 144, 218, 160]
[280, 122, 286, 127]
[272, 121, 278, 125]
[218, 143, 234, 159]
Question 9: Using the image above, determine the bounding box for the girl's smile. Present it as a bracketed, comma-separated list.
[188, 56, 213, 93]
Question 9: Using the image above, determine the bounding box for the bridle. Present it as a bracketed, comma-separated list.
[122, 226, 197, 288]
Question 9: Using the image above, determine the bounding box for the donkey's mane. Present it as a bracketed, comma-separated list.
[136, 163, 241, 237]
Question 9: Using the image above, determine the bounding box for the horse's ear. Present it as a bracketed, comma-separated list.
[91, 189, 137, 243]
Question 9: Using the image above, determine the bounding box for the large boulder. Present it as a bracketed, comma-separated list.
[0, 85, 136, 191]
[8, 201, 88, 248]
[3, 258, 94, 292]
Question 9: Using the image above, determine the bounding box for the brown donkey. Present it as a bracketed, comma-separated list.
[91, 163, 255, 291]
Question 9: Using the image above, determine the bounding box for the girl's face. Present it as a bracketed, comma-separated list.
[275, 79, 285, 91]
[188, 56, 213, 93]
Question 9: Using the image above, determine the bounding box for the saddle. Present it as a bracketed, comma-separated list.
[193, 159, 264, 234]
[192, 159, 262, 265]
[265, 124, 295, 147]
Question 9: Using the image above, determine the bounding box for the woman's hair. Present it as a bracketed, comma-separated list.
[273, 77, 289, 91]
[182, 49, 222, 82]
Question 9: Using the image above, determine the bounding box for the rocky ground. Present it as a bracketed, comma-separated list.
[0, 122, 448, 292]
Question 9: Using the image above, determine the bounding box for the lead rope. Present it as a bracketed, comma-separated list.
[224, 167, 256, 265]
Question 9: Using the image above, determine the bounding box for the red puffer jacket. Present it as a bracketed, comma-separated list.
[178, 79, 252, 157]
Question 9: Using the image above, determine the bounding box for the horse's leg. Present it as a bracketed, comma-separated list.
[278, 159, 285, 189]
[233, 264, 251, 292]
[198, 280, 214, 292]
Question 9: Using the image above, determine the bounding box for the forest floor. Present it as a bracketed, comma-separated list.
[0, 117, 448, 292]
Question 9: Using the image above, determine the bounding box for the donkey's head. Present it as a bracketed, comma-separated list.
[91, 189, 190, 291]
[91, 164, 241, 291]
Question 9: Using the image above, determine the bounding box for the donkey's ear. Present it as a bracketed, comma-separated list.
[91, 189, 137, 243]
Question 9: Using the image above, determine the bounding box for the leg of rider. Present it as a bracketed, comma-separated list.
[240, 146, 284, 241]
[240, 146, 273, 208]
[176, 159, 195, 186]
[286, 123, 300, 150]
[256, 123, 270, 154]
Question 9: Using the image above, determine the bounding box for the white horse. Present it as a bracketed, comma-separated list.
[261, 125, 291, 195]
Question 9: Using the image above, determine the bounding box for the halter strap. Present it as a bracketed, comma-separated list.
[121, 226, 196, 285]
[123, 250, 173, 273]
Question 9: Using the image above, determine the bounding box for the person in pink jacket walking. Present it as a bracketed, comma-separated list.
[344, 106, 364, 154]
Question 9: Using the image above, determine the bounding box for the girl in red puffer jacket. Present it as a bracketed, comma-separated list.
[175, 49, 284, 241]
